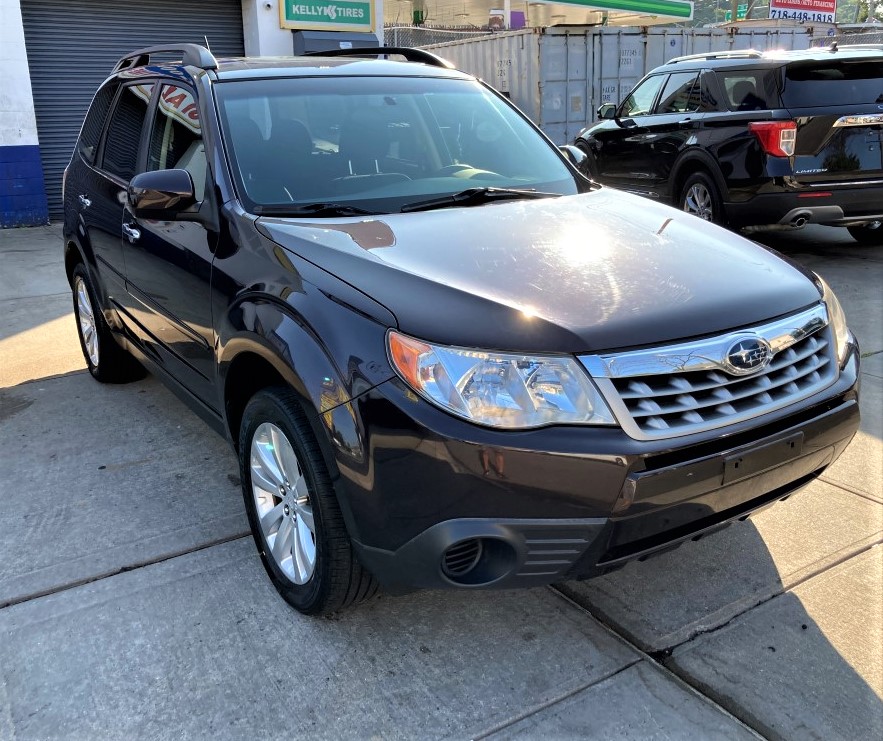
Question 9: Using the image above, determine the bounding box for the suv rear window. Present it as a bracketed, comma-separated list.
[782, 60, 883, 108]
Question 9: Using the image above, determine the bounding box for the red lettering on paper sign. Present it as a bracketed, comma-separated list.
[159, 86, 201, 133]
[770, 0, 836, 11]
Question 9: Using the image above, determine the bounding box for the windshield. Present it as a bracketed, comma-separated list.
[215, 75, 579, 214]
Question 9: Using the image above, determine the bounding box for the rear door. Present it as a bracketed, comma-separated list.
[78, 82, 152, 303]
[783, 58, 883, 186]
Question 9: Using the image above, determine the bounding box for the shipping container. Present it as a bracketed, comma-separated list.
[426, 26, 819, 144]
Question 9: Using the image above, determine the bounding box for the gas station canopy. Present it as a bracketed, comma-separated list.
[385, 0, 694, 29]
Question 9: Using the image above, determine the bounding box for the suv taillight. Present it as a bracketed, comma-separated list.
[749, 121, 797, 157]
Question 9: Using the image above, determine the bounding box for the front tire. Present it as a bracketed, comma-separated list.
[71, 263, 143, 383]
[574, 140, 599, 180]
[847, 221, 883, 245]
[239, 388, 377, 615]
[680, 172, 724, 225]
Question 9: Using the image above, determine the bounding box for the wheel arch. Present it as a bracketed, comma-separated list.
[64, 240, 87, 286]
[218, 295, 379, 459]
[221, 337, 367, 550]
[670, 150, 729, 208]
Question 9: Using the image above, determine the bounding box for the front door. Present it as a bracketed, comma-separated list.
[119, 81, 218, 411]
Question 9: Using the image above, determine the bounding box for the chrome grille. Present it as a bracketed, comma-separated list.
[580, 304, 838, 440]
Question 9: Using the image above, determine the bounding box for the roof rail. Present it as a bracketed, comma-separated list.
[113, 43, 218, 73]
[666, 50, 764, 64]
[302, 46, 456, 70]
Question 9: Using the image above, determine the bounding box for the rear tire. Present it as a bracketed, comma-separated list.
[71, 263, 144, 383]
[847, 222, 883, 246]
[239, 387, 378, 616]
[680, 172, 724, 225]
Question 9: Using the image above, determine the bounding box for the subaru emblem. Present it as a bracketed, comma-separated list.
[723, 337, 773, 376]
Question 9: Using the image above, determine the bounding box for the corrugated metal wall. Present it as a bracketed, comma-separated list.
[427, 26, 817, 144]
[21, 0, 245, 219]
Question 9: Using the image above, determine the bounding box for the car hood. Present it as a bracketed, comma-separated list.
[255, 189, 821, 354]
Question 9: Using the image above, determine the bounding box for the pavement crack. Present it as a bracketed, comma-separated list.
[818, 475, 882, 505]
[660, 536, 883, 655]
[547, 587, 766, 740]
[0, 532, 250, 611]
[470, 660, 642, 740]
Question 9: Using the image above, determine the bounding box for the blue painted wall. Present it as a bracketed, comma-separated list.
[0, 145, 49, 227]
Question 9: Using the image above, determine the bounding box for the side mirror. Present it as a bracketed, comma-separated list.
[128, 169, 196, 219]
[559, 144, 587, 169]
[597, 103, 617, 120]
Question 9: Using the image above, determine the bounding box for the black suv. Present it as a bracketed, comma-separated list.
[574, 46, 883, 244]
[64, 44, 860, 615]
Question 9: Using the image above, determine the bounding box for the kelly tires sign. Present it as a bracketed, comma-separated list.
[280, 0, 374, 33]
[768, 0, 836, 23]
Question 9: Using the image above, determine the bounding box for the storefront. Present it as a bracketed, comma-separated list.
[15, 0, 246, 221]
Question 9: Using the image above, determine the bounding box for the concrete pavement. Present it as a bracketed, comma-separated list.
[0, 223, 880, 739]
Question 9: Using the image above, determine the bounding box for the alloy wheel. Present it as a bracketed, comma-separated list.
[75, 276, 99, 367]
[683, 183, 714, 221]
[250, 422, 317, 584]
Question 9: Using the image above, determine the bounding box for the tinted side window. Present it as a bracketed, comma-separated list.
[78, 82, 119, 165]
[101, 84, 153, 180]
[656, 72, 701, 113]
[146, 84, 205, 199]
[715, 70, 777, 111]
[620, 75, 666, 117]
[698, 71, 724, 112]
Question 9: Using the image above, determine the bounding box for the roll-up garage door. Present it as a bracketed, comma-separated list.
[21, 0, 245, 219]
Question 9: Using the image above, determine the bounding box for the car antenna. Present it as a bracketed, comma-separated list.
[204, 35, 212, 52]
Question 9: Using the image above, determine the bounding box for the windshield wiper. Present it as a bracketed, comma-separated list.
[254, 203, 381, 217]
[400, 187, 560, 213]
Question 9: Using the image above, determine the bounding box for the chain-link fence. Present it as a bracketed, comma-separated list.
[810, 30, 883, 48]
[384, 26, 494, 48]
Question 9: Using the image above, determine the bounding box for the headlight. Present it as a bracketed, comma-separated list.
[387, 331, 616, 430]
[816, 275, 850, 365]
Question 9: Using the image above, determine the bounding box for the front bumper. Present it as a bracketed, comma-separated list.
[338, 349, 860, 591]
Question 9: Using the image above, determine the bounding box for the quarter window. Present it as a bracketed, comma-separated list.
[78, 82, 119, 165]
[716, 71, 773, 111]
[620, 75, 666, 117]
[101, 84, 153, 180]
[146, 84, 205, 199]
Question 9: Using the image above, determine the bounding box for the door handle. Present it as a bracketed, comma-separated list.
[78, 194, 91, 208]
[122, 223, 141, 243]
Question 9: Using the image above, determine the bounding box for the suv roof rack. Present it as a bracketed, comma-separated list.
[113, 43, 218, 73]
[830, 43, 883, 51]
[303, 46, 456, 70]
[666, 50, 764, 64]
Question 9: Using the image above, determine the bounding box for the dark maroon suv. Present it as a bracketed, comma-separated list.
[575, 45, 883, 244]
[63, 44, 860, 615]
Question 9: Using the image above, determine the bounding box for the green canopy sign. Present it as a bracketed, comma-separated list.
[280, 0, 374, 33]
[530, 0, 693, 19]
